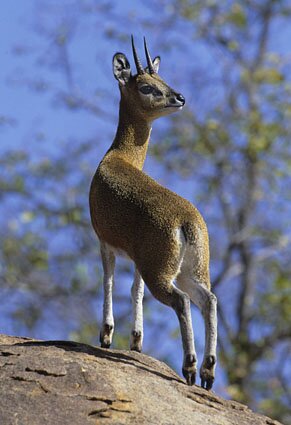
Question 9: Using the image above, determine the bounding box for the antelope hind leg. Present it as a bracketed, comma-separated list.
[177, 275, 217, 390]
[171, 286, 197, 385]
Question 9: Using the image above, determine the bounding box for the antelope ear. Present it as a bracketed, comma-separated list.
[145, 56, 160, 74]
[113, 53, 131, 85]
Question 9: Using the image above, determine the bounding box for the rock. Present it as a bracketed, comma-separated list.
[0, 334, 282, 425]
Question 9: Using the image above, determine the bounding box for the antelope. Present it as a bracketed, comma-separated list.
[89, 36, 217, 390]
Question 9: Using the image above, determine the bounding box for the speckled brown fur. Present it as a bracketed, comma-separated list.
[89, 87, 210, 298]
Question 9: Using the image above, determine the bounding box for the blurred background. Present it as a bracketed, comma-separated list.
[1, 1, 291, 422]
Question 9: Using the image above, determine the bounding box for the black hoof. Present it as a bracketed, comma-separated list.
[201, 377, 214, 391]
[130, 330, 142, 352]
[100, 332, 111, 348]
[200, 355, 216, 390]
[100, 341, 111, 349]
[130, 345, 141, 353]
[183, 368, 196, 386]
[182, 353, 197, 385]
[99, 324, 114, 348]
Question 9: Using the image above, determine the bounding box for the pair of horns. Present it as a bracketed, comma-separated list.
[131, 35, 155, 75]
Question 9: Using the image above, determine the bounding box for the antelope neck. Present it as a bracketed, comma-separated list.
[110, 101, 152, 170]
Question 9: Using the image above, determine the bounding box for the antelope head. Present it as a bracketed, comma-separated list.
[112, 36, 185, 121]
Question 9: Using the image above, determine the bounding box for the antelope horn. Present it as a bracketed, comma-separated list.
[144, 37, 155, 74]
[131, 35, 144, 75]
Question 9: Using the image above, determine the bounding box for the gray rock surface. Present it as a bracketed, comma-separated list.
[0, 334, 282, 425]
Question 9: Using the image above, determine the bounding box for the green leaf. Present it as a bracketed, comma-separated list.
[253, 68, 284, 85]
[227, 3, 247, 28]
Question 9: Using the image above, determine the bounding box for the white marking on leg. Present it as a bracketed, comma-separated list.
[174, 227, 187, 271]
[131, 268, 144, 337]
[100, 242, 115, 345]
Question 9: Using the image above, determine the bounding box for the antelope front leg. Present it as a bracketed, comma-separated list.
[130, 268, 144, 352]
[100, 242, 115, 348]
[172, 287, 197, 386]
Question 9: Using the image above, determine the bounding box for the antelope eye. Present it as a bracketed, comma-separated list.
[139, 85, 154, 95]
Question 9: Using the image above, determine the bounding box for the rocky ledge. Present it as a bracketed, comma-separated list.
[0, 334, 282, 425]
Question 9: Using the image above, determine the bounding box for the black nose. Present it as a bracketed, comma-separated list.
[176, 93, 185, 105]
